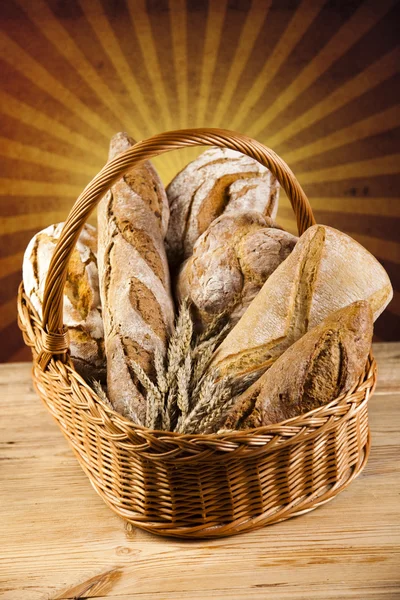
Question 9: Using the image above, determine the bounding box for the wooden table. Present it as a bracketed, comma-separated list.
[1, 343, 399, 600]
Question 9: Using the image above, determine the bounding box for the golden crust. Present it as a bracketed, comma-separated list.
[219, 301, 373, 431]
[210, 224, 392, 384]
[97, 132, 175, 424]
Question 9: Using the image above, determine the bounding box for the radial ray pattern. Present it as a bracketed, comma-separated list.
[0, 0, 399, 360]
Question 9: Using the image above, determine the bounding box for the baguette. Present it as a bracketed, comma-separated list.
[176, 212, 297, 331]
[97, 132, 174, 424]
[209, 224, 392, 383]
[23, 222, 106, 381]
[165, 147, 279, 268]
[219, 301, 373, 431]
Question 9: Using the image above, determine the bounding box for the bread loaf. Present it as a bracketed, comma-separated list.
[176, 212, 297, 331]
[97, 132, 174, 424]
[165, 147, 279, 268]
[218, 301, 373, 431]
[23, 222, 106, 381]
[209, 224, 392, 383]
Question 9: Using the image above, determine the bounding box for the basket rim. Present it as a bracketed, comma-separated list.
[18, 282, 376, 457]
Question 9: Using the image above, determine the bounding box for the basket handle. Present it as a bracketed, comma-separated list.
[38, 127, 316, 369]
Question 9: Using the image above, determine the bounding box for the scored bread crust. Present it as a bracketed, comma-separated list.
[23, 222, 106, 381]
[165, 147, 280, 268]
[218, 301, 373, 431]
[209, 224, 393, 383]
[176, 212, 297, 331]
[97, 132, 174, 425]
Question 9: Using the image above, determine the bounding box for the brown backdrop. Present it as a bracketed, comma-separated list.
[1, 0, 399, 361]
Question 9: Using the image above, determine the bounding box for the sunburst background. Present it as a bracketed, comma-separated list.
[1, 0, 399, 361]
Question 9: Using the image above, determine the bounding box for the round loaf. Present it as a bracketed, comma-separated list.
[165, 147, 279, 268]
[176, 212, 297, 331]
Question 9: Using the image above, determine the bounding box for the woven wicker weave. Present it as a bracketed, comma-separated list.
[17, 128, 376, 538]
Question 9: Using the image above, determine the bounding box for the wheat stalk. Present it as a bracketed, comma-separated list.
[176, 376, 235, 434]
[93, 301, 234, 433]
[154, 346, 168, 394]
[92, 380, 113, 408]
[177, 353, 191, 418]
[129, 360, 163, 428]
[166, 299, 193, 386]
[191, 343, 214, 391]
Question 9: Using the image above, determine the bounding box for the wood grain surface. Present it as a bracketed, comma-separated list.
[1, 343, 399, 600]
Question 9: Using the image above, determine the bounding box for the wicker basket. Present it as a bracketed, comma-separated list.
[17, 128, 377, 539]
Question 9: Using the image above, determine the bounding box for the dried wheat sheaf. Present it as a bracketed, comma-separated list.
[94, 301, 237, 434]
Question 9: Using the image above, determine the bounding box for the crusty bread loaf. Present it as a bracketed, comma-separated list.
[165, 147, 279, 268]
[218, 301, 373, 431]
[209, 224, 392, 383]
[97, 132, 174, 424]
[23, 222, 106, 381]
[176, 212, 297, 332]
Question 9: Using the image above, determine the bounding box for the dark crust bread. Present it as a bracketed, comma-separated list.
[218, 301, 373, 431]
[209, 224, 392, 385]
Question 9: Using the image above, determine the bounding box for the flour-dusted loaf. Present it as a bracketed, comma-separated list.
[176, 212, 297, 332]
[209, 224, 392, 383]
[165, 147, 279, 268]
[23, 222, 106, 381]
[218, 301, 373, 431]
[97, 132, 175, 424]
